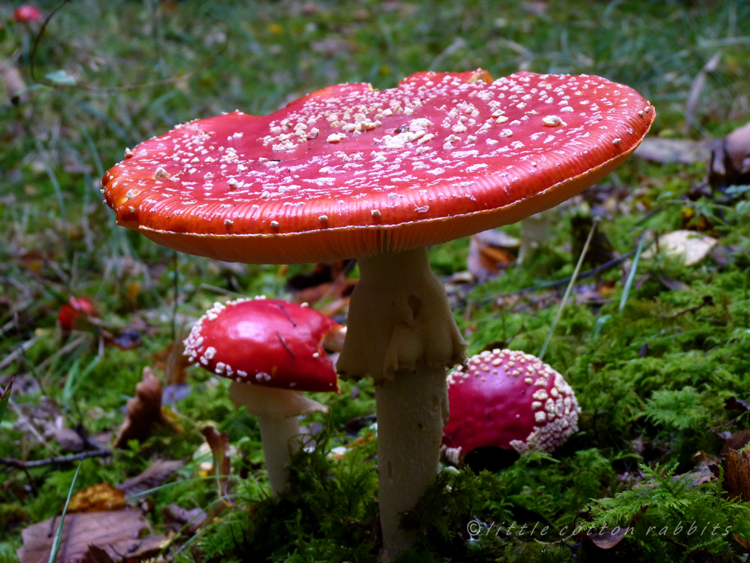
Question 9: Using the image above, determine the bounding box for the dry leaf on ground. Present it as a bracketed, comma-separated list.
[643, 230, 718, 266]
[582, 527, 631, 549]
[152, 333, 192, 386]
[721, 448, 750, 502]
[162, 503, 207, 535]
[467, 229, 518, 282]
[67, 483, 125, 513]
[201, 426, 232, 499]
[114, 367, 179, 448]
[119, 459, 185, 497]
[16, 509, 167, 563]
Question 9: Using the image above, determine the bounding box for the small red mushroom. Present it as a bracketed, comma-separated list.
[57, 297, 98, 332]
[184, 296, 344, 494]
[12, 5, 42, 23]
[442, 349, 579, 466]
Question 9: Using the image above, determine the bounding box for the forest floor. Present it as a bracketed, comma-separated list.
[2, 1, 750, 561]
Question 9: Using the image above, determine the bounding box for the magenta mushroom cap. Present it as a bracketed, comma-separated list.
[443, 349, 579, 459]
[184, 297, 340, 393]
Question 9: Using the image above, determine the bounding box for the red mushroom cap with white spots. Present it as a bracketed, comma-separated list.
[443, 349, 579, 461]
[13, 5, 42, 23]
[103, 70, 654, 264]
[184, 297, 340, 392]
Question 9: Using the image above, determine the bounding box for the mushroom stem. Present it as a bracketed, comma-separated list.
[337, 246, 465, 558]
[376, 365, 448, 558]
[256, 414, 302, 496]
[229, 381, 327, 496]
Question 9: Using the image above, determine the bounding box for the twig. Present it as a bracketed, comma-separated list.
[0, 336, 41, 371]
[657, 295, 714, 319]
[468, 249, 635, 307]
[0, 448, 112, 470]
[36, 334, 88, 373]
[277, 331, 296, 359]
[8, 397, 60, 455]
[273, 301, 297, 327]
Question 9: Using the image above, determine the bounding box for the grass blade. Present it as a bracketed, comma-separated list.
[49, 461, 82, 563]
[619, 235, 647, 314]
[539, 219, 597, 361]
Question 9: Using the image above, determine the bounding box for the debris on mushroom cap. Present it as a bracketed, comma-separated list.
[443, 349, 579, 461]
[184, 297, 340, 393]
[102, 70, 655, 264]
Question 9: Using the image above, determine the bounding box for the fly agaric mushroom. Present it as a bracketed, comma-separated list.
[57, 297, 99, 332]
[12, 5, 42, 23]
[102, 70, 654, 557]
[442, 349, 579, 468]
[184, 297, 343, 495]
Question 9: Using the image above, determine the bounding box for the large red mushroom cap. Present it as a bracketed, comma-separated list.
[442, 349, 579, 463]
[13, 5, 42, 23]
[102, 70, 654, 264]
[184, 297, 340, 393]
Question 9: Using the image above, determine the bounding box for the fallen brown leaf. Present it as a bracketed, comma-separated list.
[152, 332, 192, 386]
[582, 526, 631, 549]
[734, 534, 750, 551]
[294, 280, 357, 309]
[119, 459, 185, 497]
[81, 545, 114, 563]
[467, 231, 516, 282]
[724, 398, 750, 413]
[682, 462, 716, 487]
[316, 296, 351, 318]
[162, 503, 207, 535]
[201, 426, 231, 499]
[16, 509, 167, 563]
[114, 367, 177, 448]
[721, 429, 750, 455]
[681, 207, 715, 234]
[289, 260, 357, 307]
[67, 483, 126, 513]
[44, 426, 85, 453]
[721, 448, 750, 502]
[657, 275, 690, 292]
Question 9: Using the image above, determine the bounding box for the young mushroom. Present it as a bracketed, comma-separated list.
[57, 296, 99, 332]
[12, 5, 42, 23]
[442, 349, 579, 468]
[103, 70, 654, 558]
[184, 297, 343, 495]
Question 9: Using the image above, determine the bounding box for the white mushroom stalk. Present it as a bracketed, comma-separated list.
[229, 382, 327, 495]
[183, 298, 342, 496]
[337, 247, 465, 556]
